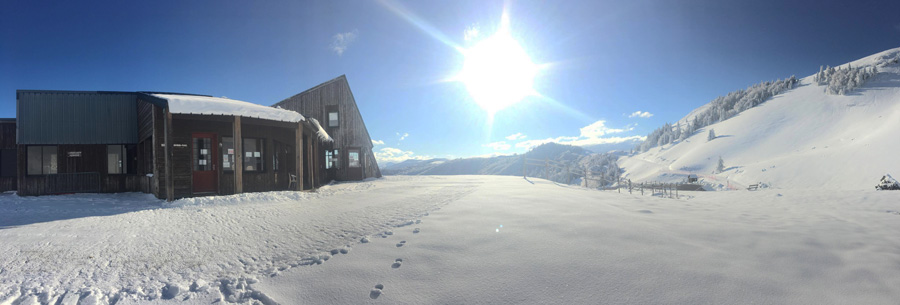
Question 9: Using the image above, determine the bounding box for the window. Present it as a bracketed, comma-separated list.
[243, 138, 264, 172]
[348, 149, 360, 168]
[192, 139, 213, 171]
[222, 137, 235, 171]
[326, 149, 340, 169]
[328, 111, 339, 127]
[0, 149, 15, 177]
[333, 149, 340, 169]
[326, 150, 333, 169]
[27, 146, 57, 175]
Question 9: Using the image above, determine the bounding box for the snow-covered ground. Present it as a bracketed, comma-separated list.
[620, 48, 900, 190]
[3, 176, 900, 304]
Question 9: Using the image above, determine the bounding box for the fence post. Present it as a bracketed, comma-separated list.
[641, 182, 644, 195]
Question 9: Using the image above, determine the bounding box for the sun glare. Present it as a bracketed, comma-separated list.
[457, 18, 537, 115]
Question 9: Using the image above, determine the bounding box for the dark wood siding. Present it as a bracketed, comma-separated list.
[155, 114, 305, 199]
[16, 144, 144, 196]
[273, 75, 382, 182]
[137, 99, 154, 142]
[0, 122, 16, 191]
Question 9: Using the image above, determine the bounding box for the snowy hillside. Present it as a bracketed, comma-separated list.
[620, 47, 900, 190]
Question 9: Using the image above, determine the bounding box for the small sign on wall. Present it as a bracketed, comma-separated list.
[67, 151, 81, 157]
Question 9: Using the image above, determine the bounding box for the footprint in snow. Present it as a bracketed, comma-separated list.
[413, 228, 420, 234]
[637, 209, 653, 214]
[396, 241, 406, 247]
[416, 219, 422, 224]
[392, 258, 403, 269]
[370, 284, 384, 299]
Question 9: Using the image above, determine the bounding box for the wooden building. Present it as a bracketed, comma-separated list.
[274, 75, 382, 181]
[15, 90, 333, 201]
[0, 118, 15, 192]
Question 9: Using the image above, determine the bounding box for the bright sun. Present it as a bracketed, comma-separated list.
[457, 20, 537, 115]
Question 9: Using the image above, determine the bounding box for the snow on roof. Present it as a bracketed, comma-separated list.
[153, 94, 305, 123]
[308, 118, 334, 142]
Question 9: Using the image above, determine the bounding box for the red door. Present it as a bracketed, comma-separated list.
[192, 133, 218, 194]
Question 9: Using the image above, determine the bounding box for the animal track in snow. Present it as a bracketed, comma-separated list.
[370, 284, 384, 299]
[392, 258, 403, 269]
[413, 228, 420, 234]
[396, 240, 406, 247]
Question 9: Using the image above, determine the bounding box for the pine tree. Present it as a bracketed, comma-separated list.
[707, 129, 716, 141]
[716, 156, 725, 173]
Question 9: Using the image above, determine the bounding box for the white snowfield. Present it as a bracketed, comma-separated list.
[3, 176, 900, 305]
[620, 47, 900, 190]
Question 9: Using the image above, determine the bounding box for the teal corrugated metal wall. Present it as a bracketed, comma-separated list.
[17, 91, 139, 144]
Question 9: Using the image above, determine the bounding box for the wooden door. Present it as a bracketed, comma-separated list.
[346, 147, 363, 180]
[192, 133, 218, 194]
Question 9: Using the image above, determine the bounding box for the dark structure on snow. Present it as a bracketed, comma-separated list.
[7, 76, 378, 200]
[0, 118, 15, 192]
[274, 75, 381, 181]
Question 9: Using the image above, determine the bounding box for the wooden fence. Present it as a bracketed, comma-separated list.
[522, 156, 689, 199]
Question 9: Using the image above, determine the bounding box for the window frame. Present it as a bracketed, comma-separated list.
[222, 137, 235, 171]
[327, 111, 339, 127]
[27, 145, 58, 176]
[242, 138, 265, 172]
[348, 149, 360, 168]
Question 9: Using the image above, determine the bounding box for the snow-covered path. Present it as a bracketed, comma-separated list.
[1, 177, 478, 304]
[3, 176, 900, 304]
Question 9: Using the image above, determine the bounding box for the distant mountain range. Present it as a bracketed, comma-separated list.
[381, 143, 623, 187]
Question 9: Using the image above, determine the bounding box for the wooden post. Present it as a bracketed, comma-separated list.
[641, 182, 644, 195]
[164, 108, 174, 202]
[295, 122, 303, 191]
[233, 116, 243, 194]
[307, 132, 314, 189]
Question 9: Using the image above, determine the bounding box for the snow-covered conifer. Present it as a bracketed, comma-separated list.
[708, 129, 716, 141]
[716, 156, 725, 173]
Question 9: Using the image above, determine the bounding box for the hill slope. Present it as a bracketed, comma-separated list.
[620, 47, 900, 190]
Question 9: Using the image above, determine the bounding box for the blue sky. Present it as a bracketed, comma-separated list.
[2, 0, 899, 164]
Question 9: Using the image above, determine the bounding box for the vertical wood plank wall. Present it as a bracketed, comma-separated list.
[273, 75, 382, 182]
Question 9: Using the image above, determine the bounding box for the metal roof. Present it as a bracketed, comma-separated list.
[17, 91, 139, 144]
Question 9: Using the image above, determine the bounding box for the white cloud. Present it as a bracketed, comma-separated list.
[505, 133, 526, 141]
[396, 132, 409, 141]
[484, 141, 511, 151]
[372, 139, 384, 146]
[330, 29, 358, 56]
[374, 147, 430, 164]
[579, 120, 632, 138]
[513, 120, 643, 150]
[628, 111, 653, 118]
